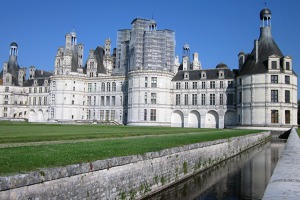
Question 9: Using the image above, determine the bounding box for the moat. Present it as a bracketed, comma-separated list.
[144, 138, 285, 200]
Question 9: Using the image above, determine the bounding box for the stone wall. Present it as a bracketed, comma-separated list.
[263, 128, 300, 200]
[0, 131, 270, 200]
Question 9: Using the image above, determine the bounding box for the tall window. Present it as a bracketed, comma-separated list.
[192, 82, 197, 89]
[101, 96, 104, 106]
[285, 90, 290, 103]
[111, 110, 115, 121]
[220, 81, 223, 89]
[210, 94, 215, 105]
[106, 96, 110, 106]
[112, 96, 116, 106]
[112, 82, 116, 91]
[100, 110, 104, 121]
[44, 97, 47, 105]
[39, 87, 43, 93]
[285, 110, 290, 124]
[107, 82, 111, 92]
[271, 75, 278, 83]
[176, 94, 180, 105]
[150, 109, 156, 121]
[271, 90, 278, 102]
[271, 110, 279, 123]
[38, 97, 42, 105]
[101, 83, 105, 92]
[144, 92, 147, 104]
[144, 109, 147, 121]
[210, 81, 215, 89]
[201, 94, 205, 105]
[285, 76, 290, 84]
[106, 110, 109, 121]
[219, 94, 223, 105]
[184, 94, 188, 105]
[192, 94, 197, 105]
[202, 82, 206, 89]
[151, 93, 157, 104]
[286, 61, 290, 70]
[93, 96, 96, 106]
[271, 61, 277, 69]
[185, 82, 188, 89]
[87, 96, 91, 106]
[228, 81, 233, 88]
[176, 82, 181, 89]
[151, 77, 157, 88]
[88, 83, 92, 92]
[145, 77, 148, 87]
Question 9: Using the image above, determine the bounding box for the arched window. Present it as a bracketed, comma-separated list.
[101, 83, 105, 92]
[112, 82, 116, 92]
[107, 82, 111, 92]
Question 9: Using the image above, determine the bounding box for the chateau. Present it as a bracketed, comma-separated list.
[0, 7, 297, 128]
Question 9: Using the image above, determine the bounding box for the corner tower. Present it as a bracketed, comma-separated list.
[236, 6, 297, 127]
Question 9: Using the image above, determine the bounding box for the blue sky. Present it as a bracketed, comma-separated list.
[1, 0, 300, 97]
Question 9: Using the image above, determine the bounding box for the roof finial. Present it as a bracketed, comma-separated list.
[264, 1, 267, 8]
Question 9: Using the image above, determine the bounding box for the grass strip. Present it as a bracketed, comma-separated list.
[0, 129, 261, 176]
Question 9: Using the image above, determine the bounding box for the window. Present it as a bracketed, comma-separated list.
[5, 87, 9, 92]
[228, 81, 233, 88]
[72, 100, 74, 105]
[112, 96, 116, 106]
[145, 77, 148, 87]
[285, 110, 290, 124]
[202, 82, 206, 89]
[151, 93, 157, 104]
[50, 107, 54, 119]
[192, 94, 197, 105]
[101, 96, 104, 106]
[4, 101, 8, 105]
[111, 110, 115, 121]
[93, 96, 96, 105]
[112, 82, 116, 91]
[144, 92, 147, 104]
[106, 96, 110, 106]
[101, 83, 105, 92]
[227, 93, 234, 105]
[220, 94, 223, 105]
[144, 109, 147, 121]
[150, 109, 156, 121]
[201, 94, 205, 105]
[185, 82, 188, 89]
[34, 87, 37, 93]
[73, 86, 75, 91]
[94, 83, 97, 92]
[193, 82, 197, 89]
[88, 83, 92, 92]
[44, 97, 47, 105]
[29, 88, 32, 93]
[285, 76, 290, 84]
[176, 94, 180, 105]
[271, 61, 277, 69]
[38, 97, 42, 105]
[285, 90, 290, 103]
[271, 90, 278, 102]
[176, 82, 181, 89]
[271, 110, 279, 123]
[106, 110, 109, 120]
[210, 81, 215, 89]
[100, 110, 104, 121]
[39, 87, 42, 93]
[107, 82, 111, 92]
[220, 81, 223, 89]
[271, 75, 278, 83]
[33, 97, 36, 105]
[87, 96, 91, 106]
[4, 95, 8, 99]
[286, 61, 290, 70]
[210, 94, 215, 105]
[151, 77, 157, 88]
[184, 94, 188, 105]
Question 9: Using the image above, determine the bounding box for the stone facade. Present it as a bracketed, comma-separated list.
[0, 7, 297, 128]
[0, 132, 270, 199]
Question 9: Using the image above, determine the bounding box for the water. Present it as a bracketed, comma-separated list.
[144, 139, 285, 200]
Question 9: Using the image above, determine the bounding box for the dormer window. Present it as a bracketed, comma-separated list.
[271, 61, 277, 69]
[286, 61, 290, 70]
[184, 72, 189, 80]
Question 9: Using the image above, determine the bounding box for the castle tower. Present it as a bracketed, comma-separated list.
[182, 44, 190, 70]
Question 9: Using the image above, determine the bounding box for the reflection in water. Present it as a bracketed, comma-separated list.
[144, 139, 285, 200]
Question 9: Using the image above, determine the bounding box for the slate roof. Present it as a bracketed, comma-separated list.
[172, 68, 235, 81]
[94, 46, 106, 74]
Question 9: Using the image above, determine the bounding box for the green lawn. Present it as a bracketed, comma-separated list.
[0, 122, 262, 176]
